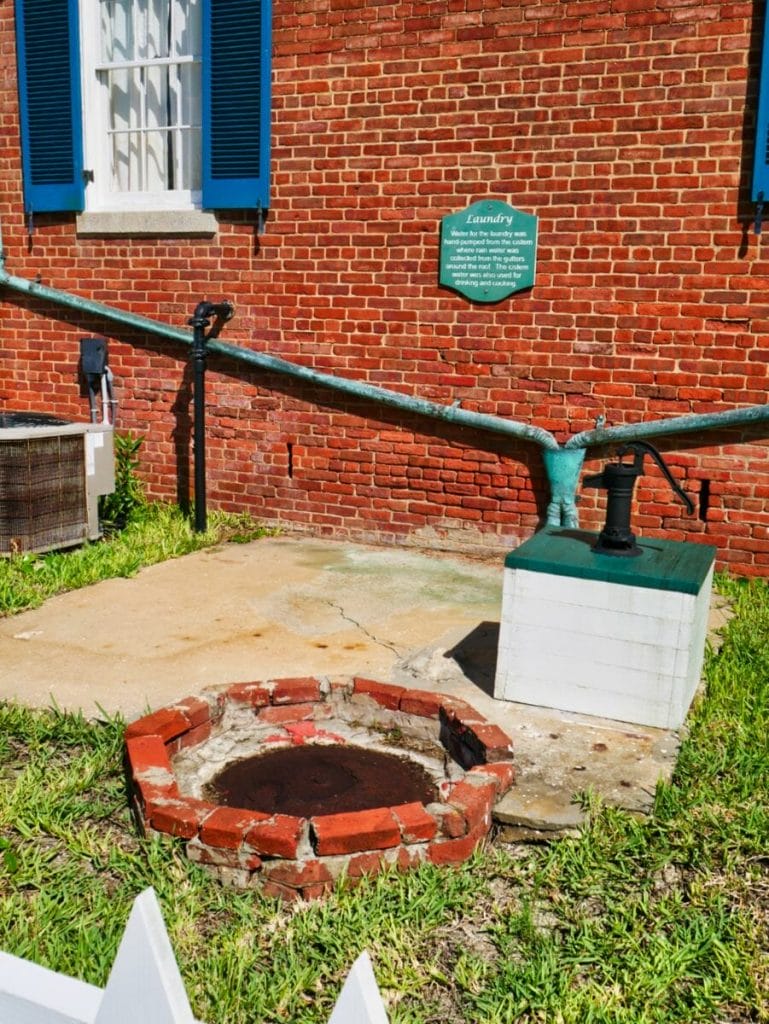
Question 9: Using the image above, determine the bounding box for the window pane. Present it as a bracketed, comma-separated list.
[145, 65, 169, 128]
[101, 0, 134, 62]
[173, 0, 200, 59]
[145, 0, 170, 60]
[145, 130, 168, 191]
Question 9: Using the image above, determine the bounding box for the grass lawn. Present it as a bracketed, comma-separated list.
[0, 524, 766, 1022]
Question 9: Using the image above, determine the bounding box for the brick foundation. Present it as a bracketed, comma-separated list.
[126, 676, 515, 899]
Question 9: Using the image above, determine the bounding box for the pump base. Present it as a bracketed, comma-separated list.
[494, 528, 716, 730]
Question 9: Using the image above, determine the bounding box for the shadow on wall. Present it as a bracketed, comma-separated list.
[444, 620, 500, 697]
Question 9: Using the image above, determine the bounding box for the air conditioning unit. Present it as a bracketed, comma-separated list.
[0, 412, 115, 555]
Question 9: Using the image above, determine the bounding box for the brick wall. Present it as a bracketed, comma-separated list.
[1, 0, 768, 573]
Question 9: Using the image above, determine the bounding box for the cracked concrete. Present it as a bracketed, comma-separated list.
[0, 533, 729, 834]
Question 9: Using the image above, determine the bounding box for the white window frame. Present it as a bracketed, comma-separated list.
[79, 0, 203, 214]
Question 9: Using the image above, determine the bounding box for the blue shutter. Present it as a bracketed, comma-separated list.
[753, 2, 769, 204]
[202, 0, 271, 210]
[15, 0, 84, 213]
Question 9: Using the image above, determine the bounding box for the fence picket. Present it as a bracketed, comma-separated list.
[94, 888, 197, 1024]
[0, 950, 100, 1024]
[0, 888, 390, 1023]
[328, 952, 390, 1024]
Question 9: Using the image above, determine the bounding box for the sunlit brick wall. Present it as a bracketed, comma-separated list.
[1, 1, 768, 572]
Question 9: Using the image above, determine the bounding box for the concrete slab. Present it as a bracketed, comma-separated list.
[0, 534, 709, 834]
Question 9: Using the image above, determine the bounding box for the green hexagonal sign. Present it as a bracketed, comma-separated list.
[439, 200, 538, 303]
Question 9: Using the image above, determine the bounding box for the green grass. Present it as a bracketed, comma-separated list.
[0, 573, 767, 1022]
[0, 503, 272, 616]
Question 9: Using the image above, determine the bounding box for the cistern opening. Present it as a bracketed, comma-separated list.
[206, 744, 437, 817]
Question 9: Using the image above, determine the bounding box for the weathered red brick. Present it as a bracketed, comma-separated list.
[468, 761, 516, 794]
[352, 677, 405, 710]
[262, 879, 303, 901]
[175, 720, 212, 751]
[150, 798, 213, 839]
[187, 841, 262, 871]
[258, 702, 318, 724]
[391, 802, 438, 843]
[447, 779, 496, 833]
[171, 696, 212, 729]
[311, 808, 401, 855]
[439, 697, 487, 723]
[126, 734, 173, 776]
[261, 859, 334, 889]
[345, 850, 389, 878]
[427, 825, 488, 867]
[244, 814, 305, 857]
[125, 708, 190, 742]
[272, 677, 322, 705]
[429, 803, 467, 838]
[134, 781, 180, 816]
[468, 724, 515, 762]
[399, 689, 444, 718]
[200, 806, 271, 850]
[226, 682, 272, 707]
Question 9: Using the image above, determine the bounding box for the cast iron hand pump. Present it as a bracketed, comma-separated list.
[583, 440, 694, 557]
[189, 300, 235, 533]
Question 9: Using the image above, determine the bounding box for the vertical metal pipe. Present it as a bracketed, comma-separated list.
[191, 318, 208, 533]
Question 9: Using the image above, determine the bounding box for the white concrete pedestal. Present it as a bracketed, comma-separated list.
[494, 529, 716, 730]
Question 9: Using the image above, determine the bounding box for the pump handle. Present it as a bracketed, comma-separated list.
[617, 441, 694, 515]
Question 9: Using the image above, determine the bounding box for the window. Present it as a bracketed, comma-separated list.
[82, 0, 203, 212]
[15, 0, 270, 221]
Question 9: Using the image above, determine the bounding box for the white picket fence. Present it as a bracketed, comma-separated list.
[0, 889, 389, 1024]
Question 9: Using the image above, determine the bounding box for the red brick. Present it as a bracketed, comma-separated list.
[187, 842, 262, 871]
[391, 802, 438, 843]
[399, 689, 444, 718]
[427, 825, 488, 867]
[468, 761, 516, 794]
[468, 724, 515, 762]
[226, 682, 272, 707]
[150, 798, 213, 839]
[262, 879, 303, 901]
[200, 806, 271, 850]
[258, 702, 318, 725]
[125, 708, 190, 743]
[301, 882, 335, 899]
[171, 696, 212, 729]
[345, 850, 389, 878]
[430, 803, 467, 839]
[175, 720, 212, 751]
[352, 677, 405, 710]
[244, 815, 305, 857]
[134, 781, 180, 816]
[272, 677, 322, 705]
[262, 858, 334, 889]
[447, 780, 497, 833]
[126, 734, 173, 776]
[311, 808, 401, 855]
[439, 698, 487, 723]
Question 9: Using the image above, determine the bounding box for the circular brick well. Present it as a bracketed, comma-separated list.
[125, 676, 515, 900]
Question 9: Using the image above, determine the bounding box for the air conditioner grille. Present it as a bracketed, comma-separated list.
[0, 435, 88, 554]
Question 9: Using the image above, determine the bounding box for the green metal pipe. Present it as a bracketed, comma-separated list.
[5, 261, 769, 531]
[0, 268, 560, 450]
[542, 448, 586, 527]
[565, 404, 769, 450]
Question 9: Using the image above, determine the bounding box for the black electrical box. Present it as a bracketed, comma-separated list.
[80, 337, 108, 376]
